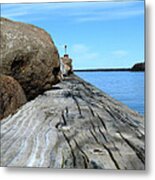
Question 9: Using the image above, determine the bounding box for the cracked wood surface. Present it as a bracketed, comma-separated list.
[0, 74, 145, 169]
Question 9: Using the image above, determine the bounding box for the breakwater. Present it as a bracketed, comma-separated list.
[1, 74, 145, 169]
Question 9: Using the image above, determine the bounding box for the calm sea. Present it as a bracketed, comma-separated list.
[75, 71, 144, 115]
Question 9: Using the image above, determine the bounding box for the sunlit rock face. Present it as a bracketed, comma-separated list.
[0, 17, 61, 100]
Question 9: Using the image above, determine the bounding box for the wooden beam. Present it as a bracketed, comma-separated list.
[0, 74, 145, 169]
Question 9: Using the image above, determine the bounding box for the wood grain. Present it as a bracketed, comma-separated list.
[0, 74, 145, 169]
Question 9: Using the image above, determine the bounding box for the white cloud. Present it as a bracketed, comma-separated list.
[71, 44, 100, 60]
[72, 44, 88, 54]
[70, 43, 101, 69]
[76, 2, 144, 22]
[77, 10, 143, 22]
[112, 50, 128, 58]
[1, 1, 144, 22]
[2, 11, 28, 18]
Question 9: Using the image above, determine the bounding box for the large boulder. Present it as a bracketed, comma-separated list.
[0, 75, 27, 120]
[0, 17, 61, 100]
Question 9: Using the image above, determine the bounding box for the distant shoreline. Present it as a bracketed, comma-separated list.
[74, 68, 144, 72]
[74, 62, 145, 72]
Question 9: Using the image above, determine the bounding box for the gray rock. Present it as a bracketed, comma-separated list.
[0, 17, 61, 100]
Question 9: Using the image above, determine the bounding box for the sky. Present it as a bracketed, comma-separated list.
[1, 0, 144, 69]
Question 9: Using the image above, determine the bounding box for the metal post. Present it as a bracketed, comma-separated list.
[64, 45, 67, 54]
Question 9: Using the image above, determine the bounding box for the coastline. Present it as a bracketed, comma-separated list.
[74, 62, 145, 72]
[74, 68, 131, 72]
[1, 74, 145, 169]
[74, 68, 144, 72]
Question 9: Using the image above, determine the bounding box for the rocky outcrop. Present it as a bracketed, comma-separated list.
[1, 74, 145, 169]
[0, 75, 27, 120]
[131, 62, 145, 71]
[0, 17, 61, 100]
[60, 54, 73, 76]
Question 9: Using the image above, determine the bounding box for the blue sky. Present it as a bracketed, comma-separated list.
[1, 1, 144, 69]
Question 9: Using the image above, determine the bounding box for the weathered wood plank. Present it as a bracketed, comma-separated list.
[0, 74, 145, 169]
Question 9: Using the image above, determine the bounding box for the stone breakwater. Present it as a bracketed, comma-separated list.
[1, 74, 145, 169]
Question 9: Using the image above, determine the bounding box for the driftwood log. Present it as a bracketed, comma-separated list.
[0, 75, 145, 169]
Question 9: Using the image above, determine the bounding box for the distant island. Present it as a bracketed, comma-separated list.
[74, 62, 145, 72]
[131, 62, 145, 71]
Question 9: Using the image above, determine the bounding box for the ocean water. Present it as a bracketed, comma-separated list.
[75, 71, 144, 115]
